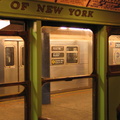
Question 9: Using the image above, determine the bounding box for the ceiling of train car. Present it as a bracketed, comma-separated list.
[41, 0, 120, 12]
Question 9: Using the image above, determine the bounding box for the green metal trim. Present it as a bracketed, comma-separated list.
[30, 20, 42, 120]
[0, 0, 120, 26]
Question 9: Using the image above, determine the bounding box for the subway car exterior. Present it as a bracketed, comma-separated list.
[0, 0, 120, 120]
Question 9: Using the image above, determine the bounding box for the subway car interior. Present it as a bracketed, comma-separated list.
[1, 1, 120, 120]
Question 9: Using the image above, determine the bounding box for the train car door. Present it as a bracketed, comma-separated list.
[4, 38, 24, 94]
[107, 26, 120, 120]
[4, 40, 18, 93]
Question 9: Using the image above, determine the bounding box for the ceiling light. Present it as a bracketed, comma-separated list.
[0, 20, 10, 29]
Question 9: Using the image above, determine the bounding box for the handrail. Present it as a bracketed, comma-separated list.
[0, 81, 29, 99]
[0, 81, 27, 87]
[0, 91, 25, 99]
[42, 74, 97, 83]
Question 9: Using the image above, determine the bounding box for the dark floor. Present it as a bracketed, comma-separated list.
[42, 89, 92, 120]
[0, 89, 92, 120]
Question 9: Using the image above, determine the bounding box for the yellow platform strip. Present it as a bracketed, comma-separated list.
[51, 89, 92, 98]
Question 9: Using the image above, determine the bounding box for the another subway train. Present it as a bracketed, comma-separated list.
[0, 36, 24, 95]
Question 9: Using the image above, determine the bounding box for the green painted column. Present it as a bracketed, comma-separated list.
[30, 21, 42, 120]
[97, 26, 107, 120]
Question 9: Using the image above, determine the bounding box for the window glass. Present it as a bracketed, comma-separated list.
[109, 35, 120, 65]
[66, 46, 78, 63]
[42, 26, 93, 77]
[5, 47, 14, 66]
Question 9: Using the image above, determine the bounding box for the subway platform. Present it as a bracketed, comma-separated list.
[0, 98, 24, 120]
[0, 89, 92, 120]
[42, 89, 92, 120]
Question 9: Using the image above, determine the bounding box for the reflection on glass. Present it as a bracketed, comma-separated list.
[5, 47, 14, 66]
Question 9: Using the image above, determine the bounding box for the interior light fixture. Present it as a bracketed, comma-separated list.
[60, 27, 91, 32]
[0, 20, 10, 29]
[4, 39, 23, 41]
[69, 28, 91, 31]
[59, 27, 67, 30]
[3, 36, 23, 41]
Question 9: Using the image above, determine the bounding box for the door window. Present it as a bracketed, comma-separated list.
[66, 46, 78, 63]
[5, 47, 14, 66]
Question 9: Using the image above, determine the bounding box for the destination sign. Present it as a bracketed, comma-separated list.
[52, 53, 64, 57]
[52, 46, 64, 51]
[67, 46, 78, 51]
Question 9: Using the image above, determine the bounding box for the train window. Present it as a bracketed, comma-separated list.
[42, 26, 93, 120]
[67, 53, 78, 63]
[42, 26, 93, 77]
[109, 35, 120, 65]
[5, 47, 14, 66]
[66, 46, 78, 63]
[109, 35, 120, 72]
